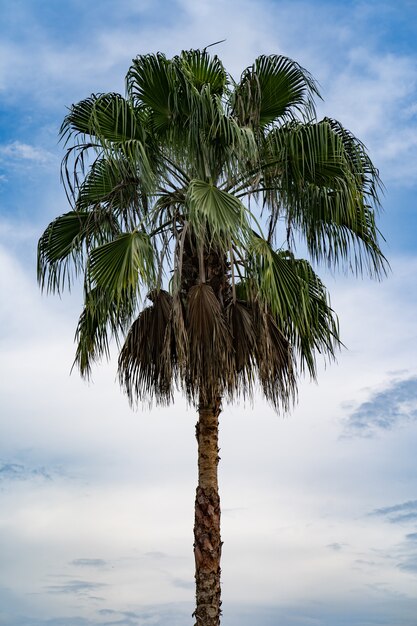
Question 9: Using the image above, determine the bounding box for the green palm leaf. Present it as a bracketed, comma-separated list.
[127, 53, 179, 133]
[87, 230, 156, 300]
[74, 285, 136, 377]
[248, 237, 340, 377]
[38, 211, 91, 292]
[76, 156, 149, 229]
[179, 49, 227, 95]
[61, 93, 145, 144]
[257, 120, 387, 275]
[231, 54, 320, 128]
[186, 179, 250, 249]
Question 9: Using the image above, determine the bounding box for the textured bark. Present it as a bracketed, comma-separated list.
[193, 398, 222, 626]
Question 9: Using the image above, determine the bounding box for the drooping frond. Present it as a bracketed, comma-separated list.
[74, 285, 135, 378]
[226, 300, 296, 410]
[324, 117, 382, 203]
[185, 283, 232, 404]
[257, 119, 388, 276]
[61, 93, 145, 144]
[247, 237, 340, 378]
[118, 290, 175, 404]
[253, 304, 296, 410]
[38, 211, 93, 293]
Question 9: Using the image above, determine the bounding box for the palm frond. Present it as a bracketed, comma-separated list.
[257, 120, 388, 276]
[248, 237, 340, 377]
[231, 54, 320, 129]
[87, 230, 156, 301]
[75, 155, 152, 231]
[178, 49, 228, 96]
[38, 211, 91, 293]
[254, 305, 296, 410]
[324, 117, 382, 203]
[74, 285, 135, 378]
[186, 283, 232, 404]
[118, 290, 174, 404]
[60, 93, 145, 144]
[186, 179, 250, 250]
[127, 53, 180, 133]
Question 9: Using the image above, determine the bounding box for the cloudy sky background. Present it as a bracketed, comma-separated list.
[1, 1, 417, 624]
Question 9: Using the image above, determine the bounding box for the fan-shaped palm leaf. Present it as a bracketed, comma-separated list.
[231, 54, 320, 129]
[186, 179, 250, 249]
[38, 210, 92, 293]
[179, 49, 227, 95]
[87, 230, 156, 301]
[61, 92, 145, 144]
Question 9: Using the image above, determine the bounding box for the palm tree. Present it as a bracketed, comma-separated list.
[38, 49, 386, 626]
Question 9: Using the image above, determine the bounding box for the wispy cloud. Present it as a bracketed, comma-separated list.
[45, 579, 106, 595]
[0, 462, 52, 482]
[370, 500, 417, 524]
[405, 532, 417, 541]
[343, 376, 417, 437]
[0, 141, 55, 165]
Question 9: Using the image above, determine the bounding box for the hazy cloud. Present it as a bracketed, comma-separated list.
[97, 603, 192, 625]
[170, 577, 194, 590]
[144, 551, 168, 560]
[1, 2, 417, 626]
[398, 555, 417, 573]
[71, 558, 107, 568]
[326, 542, 344, 552]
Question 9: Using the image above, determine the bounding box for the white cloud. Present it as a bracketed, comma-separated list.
[0, 241, 417, 621]
[319, 48, 417, 185]
[0, 141, 55, 165]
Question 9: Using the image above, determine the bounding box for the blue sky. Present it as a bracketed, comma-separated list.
[1, 1, 417, 625]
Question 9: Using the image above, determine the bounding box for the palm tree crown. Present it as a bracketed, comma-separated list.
[38, 49, 386, 411]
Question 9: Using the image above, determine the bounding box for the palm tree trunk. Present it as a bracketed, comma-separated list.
[193, 396, 222, 626]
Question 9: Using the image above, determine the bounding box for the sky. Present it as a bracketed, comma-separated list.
[1, 0, 417, 625]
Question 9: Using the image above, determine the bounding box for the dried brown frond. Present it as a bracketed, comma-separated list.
[118, 289, 175, 405]
[185, 283, 233, 404]
[171, 292, 188, 367]
[226, 300, 257, 398]
[253, 302, 296, 411]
